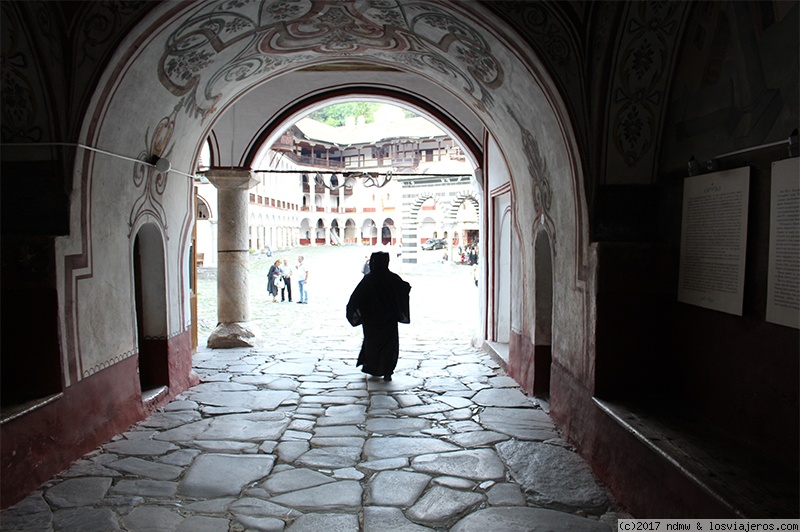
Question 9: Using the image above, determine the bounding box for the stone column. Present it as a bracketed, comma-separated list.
[205, 168, 259, 348]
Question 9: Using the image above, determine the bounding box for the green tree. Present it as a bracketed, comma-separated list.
[308, 102, 381, 126]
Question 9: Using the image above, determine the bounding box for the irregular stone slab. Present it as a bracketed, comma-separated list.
[281, 430, 313, 441]
[276, 441, 309, 464]
[435, 396, 474, 409]
[295, 446, 362, 468]
[395, 403, 452, 416]
[487, 483, 527, 506]
[176, 516, 230, 532]
[288, 418, 315, 431]
[332, 467, 364, 480]
[235, 515, 286, 532]
[309, 436, 365, 448]
[263, 361, 317, 375]
[104, 439, 178, 456]
[448, 363, 493, 377]
[262, 468, 335, 494]
[365, 437, 460, 460]
[60, 458, 122, 478]
[406, 486, 485, 527]
[411, 449, 506, 481]
[178, 454, 275, 498]
[0, 494, 53, 531]
[234, 374, 278, 385]
[496, 440, 609, 512]
[192, 390, 297, 411]
[395, 394, 424, 407]
[155, 412, 289, 442]
[229, 497, 302, 519]
[471, 388, 533, 408]
[313, 425, 367, 438]
[269, 480, 362, 511]
[110, 479, 177, 497]
[450, 507, 611, 531]
[357, 456, 409, 471]
[445, 430, 510, 448]
[365, 418, 431, 435]
[363, 506, 434, 532]
[163, 400, 199, 411]
[137, 410, 202, 430]
[52, 507, 120, 531]
[107, 457, 183, 480]
[432, 476, 475, 490]
[44, 477, 112, 508]
[366, 470, 431, 506]
[122, 506, 183, 531]
[300, 395, 359, 405]
[286, 513, 359, 532]
[192, 440, 259, 452]
[185, 498, 236, 513]
[478, 407, 557, 440]
[488, 376, 520, 388]
[266, 377, 300, 390]
[315, 404, 366, 425]
[369, 395, 399, 409]
[158, 449, 200, 466]
[444, 408, 474, 420]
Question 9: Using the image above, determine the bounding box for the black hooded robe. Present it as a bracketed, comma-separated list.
[346, 252, 411, 378]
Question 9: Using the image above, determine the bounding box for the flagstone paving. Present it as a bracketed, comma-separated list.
[1, 252, 629, 530]
[1, 342, 627, 531]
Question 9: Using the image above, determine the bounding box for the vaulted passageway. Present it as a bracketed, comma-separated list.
[3, 0, 796, 518]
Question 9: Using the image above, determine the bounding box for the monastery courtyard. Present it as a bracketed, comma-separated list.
[1, 246, 626, 531]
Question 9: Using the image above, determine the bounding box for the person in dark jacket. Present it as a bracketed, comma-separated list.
[267, 259, 281, 302]
[346, 251, 411, 381]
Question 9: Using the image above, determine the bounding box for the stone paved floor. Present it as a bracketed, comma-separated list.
[1, 248, 628, 531]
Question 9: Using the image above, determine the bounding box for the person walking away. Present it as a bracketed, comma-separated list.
[295, 255, 309, 303]
[267, 259, 281, 302]
[346, 251, 411, 382]
[280, 258, 292, 302]
[361, 255, 371, 275]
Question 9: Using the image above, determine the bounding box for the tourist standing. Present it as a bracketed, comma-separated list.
[295, 255, 309, 303]
[267, 259, 281, 302]
[279, 258, 292, 302]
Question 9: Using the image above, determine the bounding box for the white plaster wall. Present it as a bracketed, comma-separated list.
[57, 0, 592, 389]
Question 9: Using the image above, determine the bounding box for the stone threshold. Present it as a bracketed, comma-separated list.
[594, 397, 799, 518]
[0, 392, 64, 425]
[482, 341, 509, 371]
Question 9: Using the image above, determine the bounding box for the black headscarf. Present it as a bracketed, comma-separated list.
[346, 252, 410, 326]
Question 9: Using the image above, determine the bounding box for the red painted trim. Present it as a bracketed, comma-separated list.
[1, 356, 144, 509]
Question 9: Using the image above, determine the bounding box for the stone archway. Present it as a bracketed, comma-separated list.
[69, 0, 587, 442]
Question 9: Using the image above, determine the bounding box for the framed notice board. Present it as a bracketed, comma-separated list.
[677, 167, 750, 315]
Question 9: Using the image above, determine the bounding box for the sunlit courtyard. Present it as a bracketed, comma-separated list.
[196, 244, 480, 359]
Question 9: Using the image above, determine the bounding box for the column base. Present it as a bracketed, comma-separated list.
[207, 322, 257, 349]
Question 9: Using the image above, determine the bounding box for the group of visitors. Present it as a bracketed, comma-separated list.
[458, 245, 478, 265]
[267, 256, 309, 304]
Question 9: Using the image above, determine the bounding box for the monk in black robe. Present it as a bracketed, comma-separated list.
[346, 251, 411, 381]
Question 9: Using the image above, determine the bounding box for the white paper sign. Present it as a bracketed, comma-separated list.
[766, 158, 800, 328]
[678, 168, 750, 315]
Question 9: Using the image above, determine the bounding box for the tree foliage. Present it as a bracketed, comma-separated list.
[308, 102, 381, 127]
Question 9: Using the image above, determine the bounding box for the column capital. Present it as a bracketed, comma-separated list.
[204, 167, 259, 190]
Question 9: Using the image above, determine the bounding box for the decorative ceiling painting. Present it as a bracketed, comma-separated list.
[158, 0, 505, 122]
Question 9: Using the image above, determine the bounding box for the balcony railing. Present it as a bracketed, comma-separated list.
[281, 151, 346, 169]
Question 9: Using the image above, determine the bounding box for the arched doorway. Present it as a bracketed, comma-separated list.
[382, 218, 395, 245]
[532, 228, 553, 396]
[133, 223, 169, 398]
